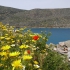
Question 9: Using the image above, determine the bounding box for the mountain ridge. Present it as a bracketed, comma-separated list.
[0, 5, 70, 28]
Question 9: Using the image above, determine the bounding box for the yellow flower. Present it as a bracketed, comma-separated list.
[3, 28, 7, 31]
[19, 44, 29, 49]
[32, 40, 36, 43]
[10, 36, 15, 38]
[24, 50, 31, 55]
[34, 61, 39, 64]
[0, 52, 7, 56]
[24, 50, 28, 55]
[1, 57, 8, 60]
[29, 34, 34, 37]
[9, 30, 12, 32]
[19, 28, 24, 30]
[1, 45, 11, 50]
[0, 37, 5, 39]
[23, 55, 32, 60]
[5, 34, 8, 36]
[0, 63, 3, 67]
[11, 59, 22, 68]
[12, 40, 15, 43]
[9, 51, 20, 57]
[5, 37, 10, 40]
[19, 34, 23, 37]
[15, 29, 19, 32]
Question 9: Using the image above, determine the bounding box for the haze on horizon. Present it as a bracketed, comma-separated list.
[0, 0, 70, 10]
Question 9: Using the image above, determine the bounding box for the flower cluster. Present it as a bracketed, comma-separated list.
[0, 22, 49, 70]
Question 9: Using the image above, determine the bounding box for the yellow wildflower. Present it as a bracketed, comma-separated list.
[24, 50, 31, 55]
[0, 52, 7, 56]
[5, 36, 8, 38]
[1, 45, 11, 50]
[15, 29, 19, 32]
[12, 40, 15, 43]
[25, 40, 29, 43]
[0, 37, 5, 39]
[29, 34, 34, 37]
[5, 37, 10, 40]
[5, 34, 8, 36]
[23, 55, 32, 60]
[11, 59, 22, 69]
[9, 51, 20, 57]
[34, 61, 39, 64]
[9, 30, 12, 32]
[19, 34, 23, 37]
[10, 36, 15, 38]
[7, 42, 11, 44]
[0, 63, 3, 67]
[3, 28, 7, 31]
[19, 28, 24, 30]
[1, 57, 8, 60]
[32, 40, 36, 43]
[19, 44, 29, 49]
[24, 50, 28, 55]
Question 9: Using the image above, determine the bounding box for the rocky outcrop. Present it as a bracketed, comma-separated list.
[56, 40, 70, 61]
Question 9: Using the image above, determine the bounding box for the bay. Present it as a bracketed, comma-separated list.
[30, 28, 70, 44]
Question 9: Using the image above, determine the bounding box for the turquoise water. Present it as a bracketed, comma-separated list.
[30, 28, 70, 44]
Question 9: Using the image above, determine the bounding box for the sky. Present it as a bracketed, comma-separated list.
[0, 0, 70, 10]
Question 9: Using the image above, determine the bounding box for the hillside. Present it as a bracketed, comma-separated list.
[0, 6, 70, 28]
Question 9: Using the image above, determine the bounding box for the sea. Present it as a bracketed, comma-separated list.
[29, 28, 70, 45]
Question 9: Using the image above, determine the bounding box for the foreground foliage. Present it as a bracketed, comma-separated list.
[0, 22, 70, 70]
[0, 22, 49, 70]
[43, 49, 70, 70]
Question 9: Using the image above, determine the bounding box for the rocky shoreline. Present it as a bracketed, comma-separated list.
[49, 40, 70, 61]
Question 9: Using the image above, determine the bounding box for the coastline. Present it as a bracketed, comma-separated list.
[27, 27, 70, 29]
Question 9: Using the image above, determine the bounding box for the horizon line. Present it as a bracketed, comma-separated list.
[0, 5, 70, 10]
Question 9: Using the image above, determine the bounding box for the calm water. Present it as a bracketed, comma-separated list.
[30, 28, 70, 44]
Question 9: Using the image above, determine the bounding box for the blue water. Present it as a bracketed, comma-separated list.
[30, 28, 70, 44]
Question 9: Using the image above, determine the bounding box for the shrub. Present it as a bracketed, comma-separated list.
[43, 49, 70, 70]
[0, 22, 49, 70]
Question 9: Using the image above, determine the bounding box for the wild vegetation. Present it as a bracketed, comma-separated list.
[0, 22, 49, 70]
[0, 22, 70, 70]
[0, 6, 70, 28]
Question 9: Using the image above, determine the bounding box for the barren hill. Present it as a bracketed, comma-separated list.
[0, 6, 70, 28]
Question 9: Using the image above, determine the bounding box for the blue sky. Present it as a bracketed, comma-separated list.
[0, 0, 70, 10]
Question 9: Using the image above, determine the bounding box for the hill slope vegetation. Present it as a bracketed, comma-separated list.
[0, 6, 70, 28]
